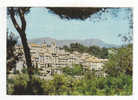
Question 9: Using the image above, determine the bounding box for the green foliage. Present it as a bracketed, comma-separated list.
[42, 74, 75, 95]
[62, 66, 72, 75]
[21, 67, 28, 74]
[7, 72, 132, 95]
[104, 44, 132, 77]
[7, 74, 29, 94]
[83, 70, 96, 80]
[7, 74, 46, 95]
[88, 46, 101, 57]
[33, 64, 41, 75]
[25, 77, 45, 95]
[62, 64, 83, 76]
[63, 43, 109, 59]
[7, 31, 21, 74]
[72, 64, 83, 76]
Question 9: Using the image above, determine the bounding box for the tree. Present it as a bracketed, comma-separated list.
[8, 7, 33, 79]
[7, 31, 19, 73]
[118, 8, 133, 45]
[103, 44, 132, 77]
[103, 8, 133, 77]
[62, 64, 83, 76]
[88, 46, 101, 57]
[47, 7, 102, 20]
[100, 47, 108, 59]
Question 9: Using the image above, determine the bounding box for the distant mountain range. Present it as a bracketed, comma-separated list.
[27, 37, 119, 48]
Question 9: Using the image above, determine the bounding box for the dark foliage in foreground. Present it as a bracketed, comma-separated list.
[47, 7, 102, 20]
[7, 31, 20, 73]
[7, 73, 132, 95]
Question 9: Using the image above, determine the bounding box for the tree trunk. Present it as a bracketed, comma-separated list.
[9, 8, 33, 79]
[20, 31, 33, 79]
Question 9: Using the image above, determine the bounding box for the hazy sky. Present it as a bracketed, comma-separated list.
[7, 8, 132, 45]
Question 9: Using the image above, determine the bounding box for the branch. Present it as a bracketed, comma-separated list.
[18, 8, 26, 32]
[9, 8, 22, 34]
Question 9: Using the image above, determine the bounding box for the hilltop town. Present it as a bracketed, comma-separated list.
[6, 7, 132, 95]
[12, 41, 108, 78]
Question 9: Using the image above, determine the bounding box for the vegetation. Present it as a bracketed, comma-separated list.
[8, 7, 33, 79]
[103, 44, 132, 77]
[62, 64, 83, 76]
[7, 72, 132, 95]
[7, 31, 21, 74]
[47, 8, 102, 20]
[63, 43, 108, 59]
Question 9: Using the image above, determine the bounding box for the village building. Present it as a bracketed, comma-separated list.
[14, 41, 108, 77]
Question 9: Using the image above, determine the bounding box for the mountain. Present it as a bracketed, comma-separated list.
[28, 37, 119, 48]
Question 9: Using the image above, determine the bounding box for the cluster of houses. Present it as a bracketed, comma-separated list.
[14, 41, 108, 77]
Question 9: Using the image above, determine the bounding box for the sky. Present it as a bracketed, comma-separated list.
[7, 8, 132, 45]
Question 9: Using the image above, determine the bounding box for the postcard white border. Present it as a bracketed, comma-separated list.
[0, 0, 137, 100]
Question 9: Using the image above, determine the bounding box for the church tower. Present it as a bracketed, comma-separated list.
[51, 41, 56, 53]
[41, 40, 47, 49]
[52, 41, 56, 48]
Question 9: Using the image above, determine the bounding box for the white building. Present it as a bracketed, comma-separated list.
[15, 41, 108, 76]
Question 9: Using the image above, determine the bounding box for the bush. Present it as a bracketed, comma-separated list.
[21, 67, 28, 74]
[104, 44, 132, 77]
[11, 74, 29, 94]
[72, 64, 83, 76]
[7, 72, 132, 95]
[62, 64, 83, 76]
[7, 74, 46, 95]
